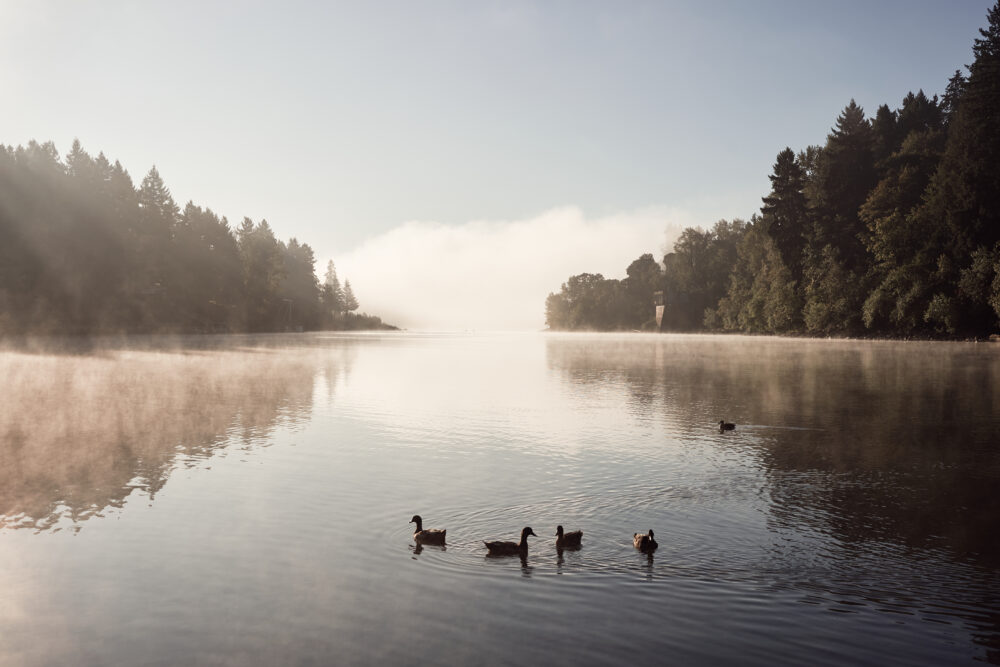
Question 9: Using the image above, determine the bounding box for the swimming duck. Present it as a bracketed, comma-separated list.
[485, 527, 537, 555]
[633, 529, 658, 552]
[555, 525, 583, 548]
[719, 420, 736, 431]
[410, 515, 446, 545]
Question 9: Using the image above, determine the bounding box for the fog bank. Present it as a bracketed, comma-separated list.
[333, 206, 690, 331]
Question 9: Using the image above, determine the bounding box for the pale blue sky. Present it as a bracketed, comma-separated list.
[1, 1, 993, 328]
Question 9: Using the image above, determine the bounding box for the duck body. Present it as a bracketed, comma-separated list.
[410, 514, 446, 545]
[555, 525, 583, 548]
[719, 420, 736, 431]
[633, 529, 658, 552]
[485, 527, 536, 555]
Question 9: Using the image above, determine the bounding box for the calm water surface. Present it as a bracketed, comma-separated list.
[1, 332, 998, 666]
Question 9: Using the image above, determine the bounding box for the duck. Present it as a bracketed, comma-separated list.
[719, 420, 736, 431]
[555, 525, 583, 548]
[485, 527, 537, 555]
[633, 529, 658, 552]
[410, 515, 446, 545]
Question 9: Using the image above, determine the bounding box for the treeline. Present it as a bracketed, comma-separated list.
[547, 3, 1000, 338]
[0, 141, 396, 334]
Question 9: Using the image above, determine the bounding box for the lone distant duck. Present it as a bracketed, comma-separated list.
[633, 529, 658, 552]
[555, 525, 583, 548]
[485, 527, 537, 555]
[719, 420, 736, 431]
[410, 515, 446, 545]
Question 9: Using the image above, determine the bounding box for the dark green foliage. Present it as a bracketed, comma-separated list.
[913, 3, 1000, 334]
[662, 220, 743, 330]
[545, 273, 632, 331]
[860, 126, 947, 333]
[624, 253, 663, 327]
[544, 3, 1000, 339]
[941, 70, 967, 124]
[871, 104, 900, 166]
[715, 223, 800, 333]
[806, 100, 878, 274]
[761, 148, 809, 281]
[0, 139, 392, 334]
[802, 245, 865, 334]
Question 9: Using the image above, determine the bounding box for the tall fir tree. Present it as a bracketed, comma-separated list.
[323, 260, 345, 314]
[343, 280, 359, 313]
[761, 148, 809, 281]
[808, 100, 878, 272]
[914, 1, 1000, 334]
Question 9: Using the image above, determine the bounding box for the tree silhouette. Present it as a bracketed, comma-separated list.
[343, 280, 359, 313]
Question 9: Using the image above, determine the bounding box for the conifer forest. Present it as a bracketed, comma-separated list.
[0, 144, 393, 335]
[547, 5, 1000, 339]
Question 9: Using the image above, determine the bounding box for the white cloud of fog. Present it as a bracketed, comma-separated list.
[332, 206, 694, 331]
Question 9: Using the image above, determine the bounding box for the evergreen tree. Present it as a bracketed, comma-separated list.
[871, 104, 899, 165]
[323, 260, 345, 315]
[171, 203, 242, 331]
[137, 165, 179, 227]
[278, 238, 321, 330]
[65, 138, 96, 181]
[238, 218, 286, 331]
[343, 280, 359, 313]
[134, 166, 178, 324]
[896, 91, 943, 143]
[761, 148, 809, 281]
[0, 138, 393, 334]
[941, 69, 967, 124]
[914, 1, 1000, 334]
[860, 126, 947, 332]
[807, 100, 878, 272]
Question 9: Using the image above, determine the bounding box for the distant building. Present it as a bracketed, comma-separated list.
[653, 290, 665, 331]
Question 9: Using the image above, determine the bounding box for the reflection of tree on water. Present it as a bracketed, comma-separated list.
[0, 337, 355, 531]
[546, 335, 1000, 653]
[546, 336, 1000, 564]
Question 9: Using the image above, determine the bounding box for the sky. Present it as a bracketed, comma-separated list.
[1, 1, 994, 330]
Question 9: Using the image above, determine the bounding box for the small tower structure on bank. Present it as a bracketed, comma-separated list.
[653, 290, 665, 331]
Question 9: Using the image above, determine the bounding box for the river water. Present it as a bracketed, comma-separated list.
[1, 332, 998, 665]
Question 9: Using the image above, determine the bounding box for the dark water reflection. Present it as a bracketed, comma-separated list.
[550, 335, 1000, 562]
[1, 332, 998, 665]
[547, 334, 1000, 663]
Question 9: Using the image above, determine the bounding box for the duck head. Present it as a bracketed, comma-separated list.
[555, 525, 564, 537]
[410, 515, 423, 530]
[522, 527, 537, 539]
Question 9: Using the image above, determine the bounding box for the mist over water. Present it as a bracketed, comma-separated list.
[1, 332, 998, 666]
[333, 207, 687, 330]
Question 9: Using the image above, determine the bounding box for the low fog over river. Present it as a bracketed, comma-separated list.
[1, 332, 998, 665]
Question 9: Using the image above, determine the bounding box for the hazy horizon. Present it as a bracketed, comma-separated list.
[2, 1, 993, 330]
